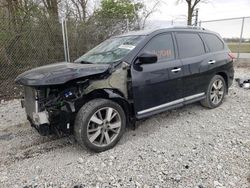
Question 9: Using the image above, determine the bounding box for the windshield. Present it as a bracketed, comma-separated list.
[75, 35, 145, 64]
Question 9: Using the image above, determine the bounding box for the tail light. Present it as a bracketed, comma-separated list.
[228, 52, 235, 61]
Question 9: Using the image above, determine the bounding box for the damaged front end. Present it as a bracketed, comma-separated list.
[22, 81, 89, 136]
[16, 62, 112, 136]
[17, 61, 132, 136]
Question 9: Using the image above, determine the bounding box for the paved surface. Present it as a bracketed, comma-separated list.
[233, 53, 250, 59]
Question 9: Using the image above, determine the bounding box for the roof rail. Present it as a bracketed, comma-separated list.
[171, 26, 206, 30]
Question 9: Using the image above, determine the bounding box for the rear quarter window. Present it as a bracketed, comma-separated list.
[176, 33, 205, 58]
[200, 33, 224, 52]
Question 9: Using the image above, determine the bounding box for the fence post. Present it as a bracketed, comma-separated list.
[126, 18, 129, 32]
[237, 17, 245, 60]
[198, 21, 201, 27]
[193, 8, 199, 26]
[61, 19, 70, 62]
[65, 19, 70, 62]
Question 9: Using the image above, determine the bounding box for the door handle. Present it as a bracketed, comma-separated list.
[208, 60, 216, 64]
[171, 68, 181, 73]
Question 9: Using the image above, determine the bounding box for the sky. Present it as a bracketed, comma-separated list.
[145, 0, 250, 38]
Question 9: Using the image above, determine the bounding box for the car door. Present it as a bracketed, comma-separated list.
[199, 33, 230, 75]
[175, 32, 210, 99]
[131, 33, 184, 118]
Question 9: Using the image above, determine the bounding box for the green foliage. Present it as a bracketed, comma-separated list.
[95, 0, 144, 20]
[227, 42, 250, 53]
[88, 0, 144, 39]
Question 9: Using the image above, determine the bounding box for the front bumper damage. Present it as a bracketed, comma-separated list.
[22, 99, 51, 136]
[28, 110, 50, 135]
[32, 111, 50, 125]
[22, 87, 74, 136]
[22, 96, 51, 136]
[25, 106, 72, 136]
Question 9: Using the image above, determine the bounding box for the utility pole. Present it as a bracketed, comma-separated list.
[237, 17, 245, 60]
[193, 8, 199, 26]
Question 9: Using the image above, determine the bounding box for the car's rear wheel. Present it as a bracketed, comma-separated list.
[201, 75, 226, 109]
[74, 99, 126, 152]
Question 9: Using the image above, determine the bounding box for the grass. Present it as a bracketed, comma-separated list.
[227, 42, 250, 53]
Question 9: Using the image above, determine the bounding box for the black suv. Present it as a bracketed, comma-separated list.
[16, 27, 234, 152]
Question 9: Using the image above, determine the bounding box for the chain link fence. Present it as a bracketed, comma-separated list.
[0, 17, 133, 100]
[200, 17, 250, 59]
[0, 16, 249, 100]
[0, 17, 65, 100]
[66, 18, 134, 61]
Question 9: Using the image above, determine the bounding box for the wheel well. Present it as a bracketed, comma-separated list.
[217, 72, 228, 93]
[100, 97, 135, 128]
[216, 72, 228, 88]
[82, 89, 135, 127]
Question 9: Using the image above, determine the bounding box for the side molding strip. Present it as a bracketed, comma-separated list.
[137, 92, 205, 115]
[184, 93, 205, 101]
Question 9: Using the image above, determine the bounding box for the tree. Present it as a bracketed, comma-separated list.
[177, 0, 208, 25]
[136, 0, 160, 29]
[93, 0, 144, 37]
[95, 0, 141, 20]
[0, 0, 40, 25]
[42, 0, 60, 21]
[70, 0, 89, 21]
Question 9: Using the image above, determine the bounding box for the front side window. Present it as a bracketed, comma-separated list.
[75, 35, 145, 64]
[142, 33, 175, 62]
[176, 33, 205, 58]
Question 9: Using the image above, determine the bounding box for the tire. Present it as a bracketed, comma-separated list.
[74, 99, 126, 152]
[201, 75, 226, 109]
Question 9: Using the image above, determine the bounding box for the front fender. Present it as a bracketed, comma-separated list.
[82, 88, 135, 125]
[85, 88, 125, 100]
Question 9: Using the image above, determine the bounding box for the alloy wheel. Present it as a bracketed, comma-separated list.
[210, 79, 224, 105]
[87, 107, 121, 147]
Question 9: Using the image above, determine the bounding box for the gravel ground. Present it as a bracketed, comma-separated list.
[0, 99, 28, 129]
[0, 67, 249, 188]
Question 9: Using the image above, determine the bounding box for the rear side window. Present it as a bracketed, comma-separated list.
[200, 33, 224, 52]
[143, 33, 175, 61]
[176, 33, 205, 58]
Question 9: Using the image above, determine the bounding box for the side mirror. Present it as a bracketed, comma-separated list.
[137, 53, 158, 65]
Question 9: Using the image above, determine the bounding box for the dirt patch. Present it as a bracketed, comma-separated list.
[235, 58, 250, 68]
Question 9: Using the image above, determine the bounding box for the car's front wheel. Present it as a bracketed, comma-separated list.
[201, 75, 226, 109]
[74, 99, 126, 152]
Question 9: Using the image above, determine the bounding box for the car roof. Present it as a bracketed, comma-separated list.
[115, 26, 218, 37]
[117, 29, 158, 36]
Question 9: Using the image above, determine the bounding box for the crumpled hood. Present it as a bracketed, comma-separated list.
[15, 62, 111, 86]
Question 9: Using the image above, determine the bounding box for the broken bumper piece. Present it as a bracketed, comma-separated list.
[33, 111, 50, 125]
[27, 111, 51, 136]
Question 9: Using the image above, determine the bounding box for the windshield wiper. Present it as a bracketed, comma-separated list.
[76, 60, 93, 64]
